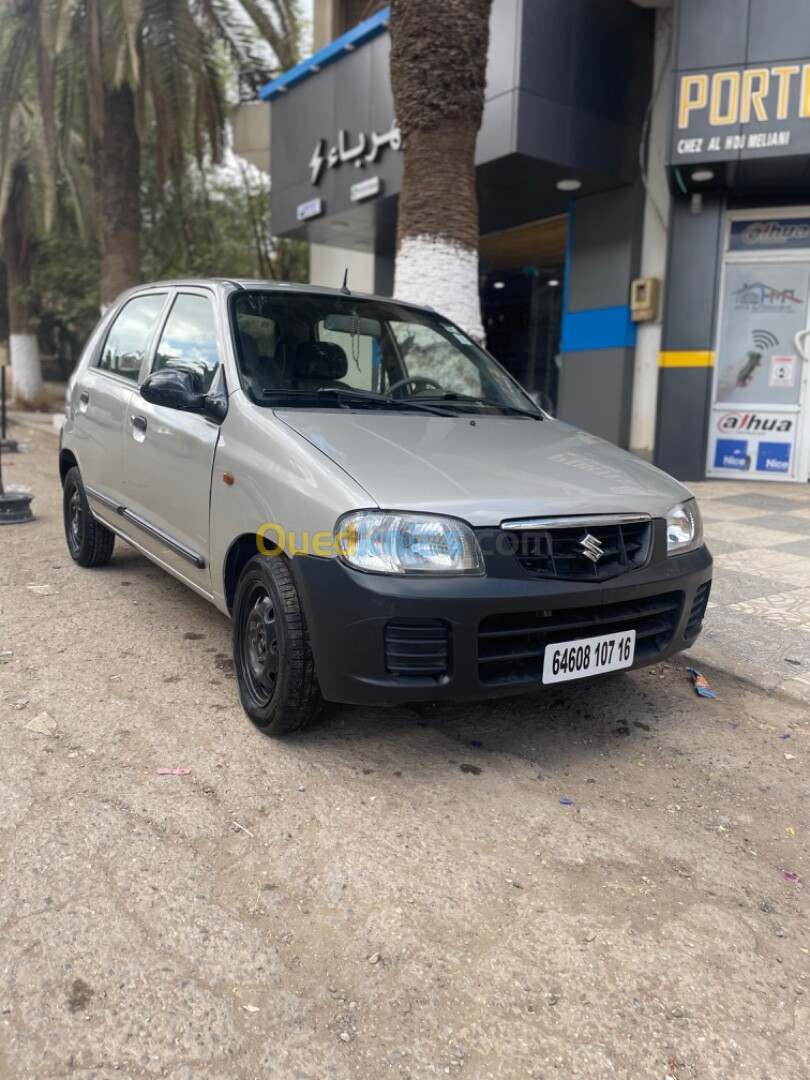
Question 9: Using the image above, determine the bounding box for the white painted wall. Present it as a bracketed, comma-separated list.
[309, 242, 375, 293]
[630, 7, 673, 460]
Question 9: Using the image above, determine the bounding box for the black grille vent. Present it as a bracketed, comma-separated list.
[478, 592, 683, 686]
[685, 581, 711, 638]
[503, 519, 652, 581]
[384, 619, 450, 678]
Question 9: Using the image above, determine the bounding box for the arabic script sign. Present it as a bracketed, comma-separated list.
[309, 121, 401, 185]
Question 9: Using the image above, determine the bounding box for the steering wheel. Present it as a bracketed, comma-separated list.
[387, 376, 443, 399]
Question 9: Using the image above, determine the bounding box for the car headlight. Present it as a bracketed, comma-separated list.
[335, 510, 484, 575]
[666, 499, 703, 555]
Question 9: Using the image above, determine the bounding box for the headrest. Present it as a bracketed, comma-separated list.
[294, 341, 348, 382]
[239, 331, 261, 373]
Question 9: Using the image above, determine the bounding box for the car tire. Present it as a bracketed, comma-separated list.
[232, 554, 321, 735]
[63, 466, 116, 567]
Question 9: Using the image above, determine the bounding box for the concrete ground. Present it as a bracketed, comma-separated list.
[1, 423, 808, 1079]
[686, 480, 810, 704]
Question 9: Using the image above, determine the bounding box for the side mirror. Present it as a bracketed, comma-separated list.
[140, 368, 206, 412]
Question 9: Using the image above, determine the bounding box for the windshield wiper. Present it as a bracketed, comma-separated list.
[417, 392, 544, 420]
[316, 386, 457, 417]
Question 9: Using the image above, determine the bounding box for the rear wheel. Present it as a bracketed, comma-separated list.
[63, 466, 115, 567]
[232, 554, 321, 735]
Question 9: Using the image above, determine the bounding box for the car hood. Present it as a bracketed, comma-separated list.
[273, 411, 692, 526]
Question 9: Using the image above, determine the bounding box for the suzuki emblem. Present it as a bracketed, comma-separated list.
[579, 532, 604, 563]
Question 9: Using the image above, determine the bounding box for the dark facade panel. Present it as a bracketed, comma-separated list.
[747, 0, 810, 63]
[675, 0, 749, 71]
[556, 348, 634, 447]
[270, 0, 653, 240]
[669, 0, 810, 182]
[567, 187, 642, 313]
[518, 0, 574, 101]
[569, 0, 653, 130]
[660, 196, 725, 353]
[655, 367, 714, 481]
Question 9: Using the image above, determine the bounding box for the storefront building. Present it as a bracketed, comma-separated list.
[254, 0, 810, 483]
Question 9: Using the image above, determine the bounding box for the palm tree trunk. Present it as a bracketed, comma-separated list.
[2, 164, 42, 403]
[390, 0, 492, 342]
[93, 86, 141, 308]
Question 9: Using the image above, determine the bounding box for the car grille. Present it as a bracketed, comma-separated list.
[478, 592, 683, 686]
[384, 619, 450, 678]
[502, 518, 653, 581]
[684, 580, 711, 638]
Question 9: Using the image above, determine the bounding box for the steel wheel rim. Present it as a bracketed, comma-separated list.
[67, 485, 83, 552]
[241, 582, 279, 707]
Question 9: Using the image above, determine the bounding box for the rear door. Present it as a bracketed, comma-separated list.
[122, 289, 224, 595]
[72, 291, 170, 523]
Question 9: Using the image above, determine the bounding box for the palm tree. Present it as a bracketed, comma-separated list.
[0, 4, 94, 402]
[389, 0, 492, 342]
[5, 0, 302, 308]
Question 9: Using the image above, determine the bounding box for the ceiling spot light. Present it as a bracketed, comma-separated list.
[330, 220, 350, 230]
[354, 239, 370, 248]
[691, 168, 714, 182]
[548, 278, 560, 287]
[493, 280, 506, 289]
[556, 178, 581, 191]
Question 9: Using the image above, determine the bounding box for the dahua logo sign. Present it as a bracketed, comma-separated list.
[717, 412, 794, 433]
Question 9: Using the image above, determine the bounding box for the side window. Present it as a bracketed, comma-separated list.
[97, 294, 167, 381]
[152, 294, 220, 394]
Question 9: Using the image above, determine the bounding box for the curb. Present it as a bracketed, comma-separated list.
[682, 642, 809, 707]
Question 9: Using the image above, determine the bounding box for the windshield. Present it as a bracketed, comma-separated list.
[230, 290, 541, 417]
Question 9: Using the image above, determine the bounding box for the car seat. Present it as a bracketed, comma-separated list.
[238, 330, 282, 395]
[293, 341, 349, 391]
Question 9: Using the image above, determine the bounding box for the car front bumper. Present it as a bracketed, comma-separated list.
[289, 536, 712, 707]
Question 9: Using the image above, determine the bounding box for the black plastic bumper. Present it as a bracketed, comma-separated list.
[289, 540, 713, 707]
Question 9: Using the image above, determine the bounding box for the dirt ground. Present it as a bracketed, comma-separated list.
[1, 432, 808, 1080]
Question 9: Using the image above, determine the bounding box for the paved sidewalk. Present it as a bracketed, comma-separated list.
[6, 413, 810, 702]
[686, 480, 810, 703]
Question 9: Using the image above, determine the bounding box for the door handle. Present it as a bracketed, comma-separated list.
[131, 415, 147, 432]
[79, 391, 89, 404]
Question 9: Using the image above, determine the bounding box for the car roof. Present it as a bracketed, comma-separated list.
[121, 278, 434, 312]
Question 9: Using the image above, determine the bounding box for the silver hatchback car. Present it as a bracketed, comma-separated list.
[60, 280, 712, 734]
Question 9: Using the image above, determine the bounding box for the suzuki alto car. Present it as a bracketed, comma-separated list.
[60, 280, 712, 734]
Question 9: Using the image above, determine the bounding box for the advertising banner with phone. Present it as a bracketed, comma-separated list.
[708, 214, 810, 482]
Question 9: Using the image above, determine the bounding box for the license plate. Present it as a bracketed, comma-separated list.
[542, 629, 636, 684]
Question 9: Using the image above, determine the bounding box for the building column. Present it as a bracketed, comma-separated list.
[631, 6, 673, 461]
[557, 184, 645, 448]
[654, 194, 724, 481]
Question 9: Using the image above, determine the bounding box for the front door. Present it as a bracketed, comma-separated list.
[122, 290, 223, 596]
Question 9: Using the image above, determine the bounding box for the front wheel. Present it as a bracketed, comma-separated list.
[232, 554, 321, 735]
[63, 466, 115, 567]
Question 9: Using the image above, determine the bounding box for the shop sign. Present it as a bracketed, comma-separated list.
[350, 176, 382, 202]
[729, 218, 810, 251]
[671, 60, 810, 164]
[296, 197, 323, 222]
[707, 255, 809, 480]
[710, 411, 797, 476]
[309, 121, 401, 185]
